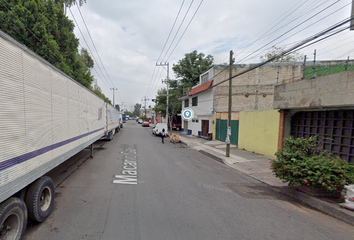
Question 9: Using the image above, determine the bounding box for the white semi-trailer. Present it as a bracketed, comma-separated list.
[0, 30, 119, 239]
[101, 103, 120, 140]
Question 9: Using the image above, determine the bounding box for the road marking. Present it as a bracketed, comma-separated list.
[113, 146, 138, 185]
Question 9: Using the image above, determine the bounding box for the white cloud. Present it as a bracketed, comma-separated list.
[68, 0, 354, 109]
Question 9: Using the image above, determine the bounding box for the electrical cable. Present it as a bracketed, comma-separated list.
[160, 0, 195, 62]
[68, 8, 113, 90]
[75, 4, 122, 102]
[212, 17, 353, 89]
[252, 1, 352, 62]
[145, 0, 185, 98]
[193, 0, 340, 88]
[237, 0, 342, 64]
[238, 0, 312, 52]
[236, 0, 327, 61]
[165, 0, 204, 62]
[237, 0, 344, 63]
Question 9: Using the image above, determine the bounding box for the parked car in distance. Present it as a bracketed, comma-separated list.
[152, 123, 167, 136]
[142, 121, 150, 127]
[138, 119, 143, 124]
[172, 122, 182, 131]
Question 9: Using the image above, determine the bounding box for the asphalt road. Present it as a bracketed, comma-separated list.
[24, 121, 354, 240]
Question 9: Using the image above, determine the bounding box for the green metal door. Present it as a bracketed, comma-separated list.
[216, 119, 227, 142]
[216, 119, 239, 145]
[230, 120, 239, 146]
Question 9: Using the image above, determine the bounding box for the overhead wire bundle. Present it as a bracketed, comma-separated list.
[145, 0, 204, 100]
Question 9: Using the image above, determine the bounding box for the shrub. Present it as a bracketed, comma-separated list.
[271, 136, 354, 192]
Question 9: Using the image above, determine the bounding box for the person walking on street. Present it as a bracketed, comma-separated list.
[161, 128, 166, 144]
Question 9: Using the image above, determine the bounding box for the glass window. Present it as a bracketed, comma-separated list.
[201, 73, 209, 84]
[184, 99, 189, 107]
[192, 97, 198, 106]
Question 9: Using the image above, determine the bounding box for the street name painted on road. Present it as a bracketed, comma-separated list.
[113, 146, 138, 185]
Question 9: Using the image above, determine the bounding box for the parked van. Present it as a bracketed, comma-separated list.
[152, 123, 167, 136]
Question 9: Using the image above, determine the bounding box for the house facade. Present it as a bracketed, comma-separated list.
[274, 60, 354, 163]
[180, 67, 214, 138]
[212, 62, 303, 157]
[180, 60, 354, 159]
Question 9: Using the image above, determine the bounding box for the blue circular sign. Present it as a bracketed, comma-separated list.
[182, 108, 194, 121]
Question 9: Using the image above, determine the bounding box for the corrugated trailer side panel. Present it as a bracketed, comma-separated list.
[0, 31, 105, 202]
[107, 103, 120, 132]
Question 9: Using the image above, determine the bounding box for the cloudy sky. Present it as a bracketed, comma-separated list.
[68, 0, 354, 111]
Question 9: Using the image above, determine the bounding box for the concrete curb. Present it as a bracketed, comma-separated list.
[180, 139, 354, 226]
[279, 187, 354, 226]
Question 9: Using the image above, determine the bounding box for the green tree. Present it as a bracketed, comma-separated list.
[133, 103, 142, 117]
[260, 46, 304, 62]
[92, 82, 111, 104]
[0, 0, 110, 102]
[154, 88, 167, 117]
[125, 111, 133, 117]
[172, 50, 213, 87]
[54, 0, 87, 7]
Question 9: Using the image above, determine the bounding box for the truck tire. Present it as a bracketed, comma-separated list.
[0, 198, 27, 240]
[25, 176, 55, 223]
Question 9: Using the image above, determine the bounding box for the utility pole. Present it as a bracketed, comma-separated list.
[142, 96, 149, 116]
[156, 62, 169, 124]
[351, 0, 354, 30]
[110, 88, 117, 106]
[226, 50, 234, 157]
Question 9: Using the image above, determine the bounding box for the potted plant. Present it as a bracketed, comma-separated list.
[271, 136, 354, 197]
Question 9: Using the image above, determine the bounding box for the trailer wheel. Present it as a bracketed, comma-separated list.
[25, 176, 55, 223]
[0, 198, 27, 240]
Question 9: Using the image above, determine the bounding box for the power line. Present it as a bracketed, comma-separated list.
[145, 0, 185, 97]
[156, 0, 185, 63]
[148, 0, 204, 100]
[160, 0, 195, 62]
[213, 17, 353, 89]
[237, 0, 342, 63]
[237, 0, 312, 53]
[76, 4, 119, 93]
[252, 1, 352, 62]
[165, 0, 204, 62]
[68, 7, 113, 91]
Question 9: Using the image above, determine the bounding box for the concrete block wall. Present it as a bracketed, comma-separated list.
[274, 71, 354, 109]
[213, 64, 303, 113]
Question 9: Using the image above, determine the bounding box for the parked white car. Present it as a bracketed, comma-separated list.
[152, 123, 167, 136]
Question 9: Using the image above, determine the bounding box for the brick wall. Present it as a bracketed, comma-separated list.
[213, 64, 303, 112]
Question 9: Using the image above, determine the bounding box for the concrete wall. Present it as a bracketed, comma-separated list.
[238, 110, 280, 158]
[274, 71, 354, 109]
[213, 63, 303, 113]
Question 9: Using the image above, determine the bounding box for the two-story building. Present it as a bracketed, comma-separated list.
[180, 60, 354, 159]
[179, 67, 214, 138]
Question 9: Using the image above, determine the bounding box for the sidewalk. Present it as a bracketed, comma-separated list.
[177, 134, 354, 226]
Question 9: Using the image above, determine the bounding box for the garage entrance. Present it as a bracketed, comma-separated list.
[291, 110, 354, 163]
